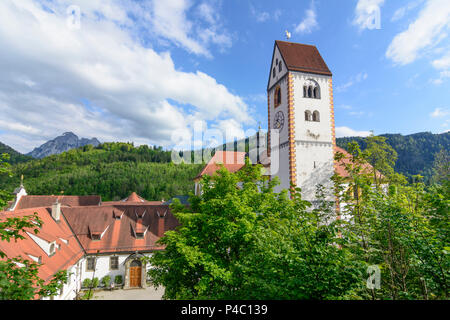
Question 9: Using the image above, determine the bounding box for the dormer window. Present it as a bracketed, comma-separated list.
[136, 232, 145, 239]
[89, 225, 109, 240]
[134, 217, 147, 239]
[113, 210, 123, 220]
[49, 242, 56, 256]
[91, 233, 101, 241]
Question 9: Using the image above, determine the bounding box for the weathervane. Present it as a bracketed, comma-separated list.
[285, 30, 291, 40]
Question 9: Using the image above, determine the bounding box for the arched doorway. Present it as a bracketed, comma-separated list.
[124, 253, 147, 289]
[129, 260, 142, 288]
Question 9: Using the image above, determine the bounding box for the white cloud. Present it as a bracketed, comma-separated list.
[149, 0, 232, 57]
[391, 0, 425, 22]
[250, 5, 281, 23]
[335, 72, 368, 92]
[430, 108, 450, 118]
[294, 1, 318, 34]
[353, 0, 384, 30]
[386, 0, 450, 66]
[336, 126, 372, 138]
[432, 53, 450, 69]
[0, 0, 251, 153]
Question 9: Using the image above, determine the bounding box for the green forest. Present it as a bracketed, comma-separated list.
[0, 142, 32, 164]
[337, 132, 449, 182]
[0, 142, 203, 202]
[0, 131, 448, 203]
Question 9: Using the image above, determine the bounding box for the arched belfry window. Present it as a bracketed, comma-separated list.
[272, 67, 276, 78]
[279, 61, 282, 72]
[304, 79, 320, 99]
[313, 110, 320, 122]
[274, 86, 281, 107]
[314, 87, 320, 99]
[305, 110, 312, 121]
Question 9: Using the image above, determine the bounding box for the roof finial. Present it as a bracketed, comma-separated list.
[20, 174, 24, 187]
[285, 30, 291, 40]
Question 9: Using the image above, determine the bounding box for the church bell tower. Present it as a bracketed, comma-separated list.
[267, 41, 336, 202]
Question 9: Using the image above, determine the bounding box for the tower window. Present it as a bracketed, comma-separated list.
[313, 111, 320, 122]
[273, 67, 276, 78]
[279, 62, 282, 72]
[305, 110, 312, 121]
[304, 79, 321, 99]
[274, 86, 281, 107]
[314, 86, 320, 99]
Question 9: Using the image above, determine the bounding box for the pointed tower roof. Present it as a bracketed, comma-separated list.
[125, 192, 144, 203]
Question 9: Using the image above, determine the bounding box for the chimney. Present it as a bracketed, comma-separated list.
[157, 210, 166, 237]
[52, 200, 61, 222]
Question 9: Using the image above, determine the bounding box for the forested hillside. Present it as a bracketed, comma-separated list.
[0, 142, 33, 164]
[0, 142, 203, 202]
[337, 132, 449, 181]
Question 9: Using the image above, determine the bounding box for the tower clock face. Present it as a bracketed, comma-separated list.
[273, 111, 285, 131]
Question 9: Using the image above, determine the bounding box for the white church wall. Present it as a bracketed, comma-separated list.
[268, 74, 291, 193]
[290, 71, 335, 202]
[80, 253, 153, 286]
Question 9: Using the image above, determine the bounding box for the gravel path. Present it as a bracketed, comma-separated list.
[92, 286, 164, 300]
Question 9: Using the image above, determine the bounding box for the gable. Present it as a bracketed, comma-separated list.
[267, 44, 288, 90]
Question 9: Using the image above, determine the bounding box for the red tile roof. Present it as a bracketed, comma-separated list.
[0, 208, 85, 284]
[125, 192, 143, 202]
[13, 195, 101, 210]
[61, 204, 179, 254]
[101, 192, 163, 205]
[276, 40, 332, 76]
[335, 146, 384, 180]
[195, 151, 247, 180]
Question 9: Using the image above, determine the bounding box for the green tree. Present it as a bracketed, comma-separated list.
[362, 135, 398, 187]
[147, 160, 365, 299]
[334, 144, 449, 300]
[0, 154, 68, 300]
[431, 149, 450, 184]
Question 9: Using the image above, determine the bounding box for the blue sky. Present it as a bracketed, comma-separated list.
[0, 0, 449, 153]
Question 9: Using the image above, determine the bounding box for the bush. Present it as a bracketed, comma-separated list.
[81, 290, 93, 300]
[114, 275, 123, 285]
[92, 277, 99, 288]
[82, 278, 91, 288]
[101, 275, 111, 287]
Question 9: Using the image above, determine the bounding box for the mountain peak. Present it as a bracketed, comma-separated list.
[26, 133, 101, 159]
[62, 132, 77, 137]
